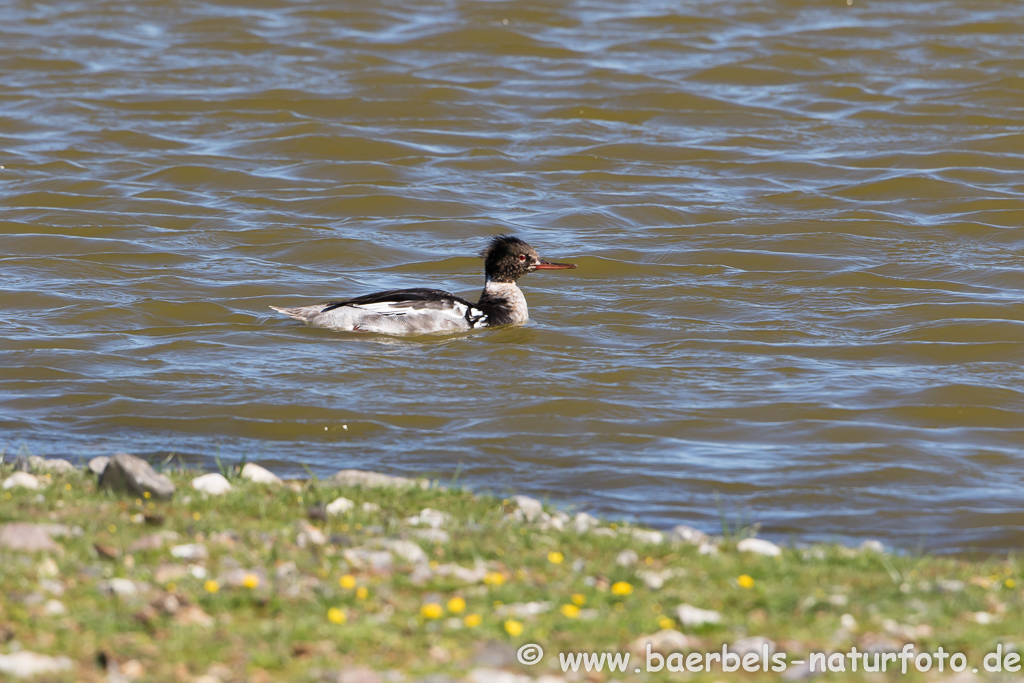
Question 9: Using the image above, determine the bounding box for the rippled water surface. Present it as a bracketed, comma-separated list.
[4, 0, 1024, 551]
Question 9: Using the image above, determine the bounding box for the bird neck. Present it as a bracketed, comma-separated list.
[478, 279, 528, 325]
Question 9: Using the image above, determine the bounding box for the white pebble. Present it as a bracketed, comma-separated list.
[240, 463, 282, 485]
[3, 472, 41, 490]
[676, 603, 722, 627]
[325, 497, 355, 515]
[737, 537, 782, 557]
[190, 473, 232, 495]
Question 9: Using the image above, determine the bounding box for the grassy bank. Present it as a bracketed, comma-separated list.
[0, 460, 1019, 682]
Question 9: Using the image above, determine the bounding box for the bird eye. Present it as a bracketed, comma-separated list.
[519, 254, 526, 261]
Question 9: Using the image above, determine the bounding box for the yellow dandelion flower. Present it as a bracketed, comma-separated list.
[483, 571, 505, 586]
[107, 524, 117, 533]
[421, 603, 444, 620]
[447, 596, 466, 614]
[548, 551, 564, 565]
[464, 613, 482, 628]
[560, 604, 580, 619]
[657, 615, 675, 630]
[166, 582, 177, 593]
[571, 593, 586, 606]
[242, 573, 260, 589]
[493, 600, 503, 608]
[356, 586, 369, 601]
[737, 574, 755, 589]
[339, 574, 357, 590]
[204, 580, 220, 594]
[135, 498, 142, 506]
[143, 491, 151, 499]
[1007, 579, 1016, 589]
[504, 619, 524, 637]
[645, 556, 655, 565]
[64, 483, 72, 491]
[610, 581, 633, 596]
[429, 560, 439, 570]
[327, 607, 347, 624]
[192, 512, 201, 521]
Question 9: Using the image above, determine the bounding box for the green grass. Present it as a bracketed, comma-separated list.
[0, 463, 1020, 682]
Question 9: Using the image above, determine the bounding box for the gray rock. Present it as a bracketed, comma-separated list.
[0, 651, 74, 678]
[99, 453, 175, 500]
[0, 523, 60, 552]
[343, 547, 394, 571]
[170, 543, 209, 561]
[325, 469, 428, 489]
[240, 463, 282, 485]
[98, 578, 148, 597]
[572, 512, 599, 534]
[87, 456, 110, 475]
[385, 539, 428, 565]
[413, 529, 450, 544]
[511, 495, 543, 522]
[27, 456, 76, 473]
[472, 641, 519, 668]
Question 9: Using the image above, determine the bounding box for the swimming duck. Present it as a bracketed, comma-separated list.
[270, 235, 576, 335]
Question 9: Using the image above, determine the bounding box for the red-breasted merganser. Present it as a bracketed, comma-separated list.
[270, 235, 576, 335]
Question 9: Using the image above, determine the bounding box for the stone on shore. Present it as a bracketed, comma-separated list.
[737, 537, 782, 557]
[572, 512, 598, 534]
[625, 528, 665, 545]
[405, 508, 450, 528]
[511, 495, 543, 522]
[3, 472, 42, 490]
[191, 473, 232, 495]
[0, 651, 74, 678]
[170, 543, 209, 561]
[325, 497, 355, 515]
[27, 456, 76, 473]
[325, 469, 428, 489]
[0, 523, 61, 552]
[99, 453, 176, 500]
[669, 524, 708, 545]
[240, 463, 282, 485]
[88, 455, 110, 475]
[676, 603, 722, 627]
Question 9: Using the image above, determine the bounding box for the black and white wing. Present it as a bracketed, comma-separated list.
[271, 288, 489, 334]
